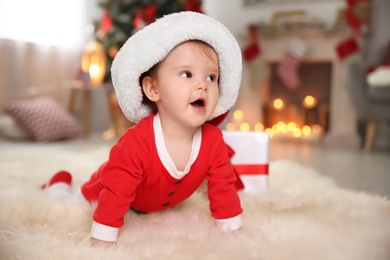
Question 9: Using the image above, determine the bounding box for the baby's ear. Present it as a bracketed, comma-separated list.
[142, 76, 160, 102]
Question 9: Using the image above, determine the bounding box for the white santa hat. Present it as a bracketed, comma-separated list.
[111, 11, 242, 123]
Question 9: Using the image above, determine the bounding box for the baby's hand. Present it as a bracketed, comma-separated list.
[215, 215, 242, 232]
[91, 237, 115, 248]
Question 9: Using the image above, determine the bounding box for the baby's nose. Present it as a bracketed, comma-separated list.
[196, 81, 208, 91]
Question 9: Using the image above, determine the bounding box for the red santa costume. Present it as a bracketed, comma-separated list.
[43, 12, 243, 242]
[83, 113, 242, 241]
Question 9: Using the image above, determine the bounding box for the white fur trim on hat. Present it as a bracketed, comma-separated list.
[111, 11, 242, 123]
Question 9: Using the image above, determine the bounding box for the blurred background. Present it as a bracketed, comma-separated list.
[1, 0, 390, 198]
[0, 0, 389, 153]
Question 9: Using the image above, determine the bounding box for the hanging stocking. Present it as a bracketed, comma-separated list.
[277, 37, 308, 90]
[335, 37, 359, 61]
[243, 25, 261, 62]
[243, 42, 260, 62]
[242, 25, 270, 90]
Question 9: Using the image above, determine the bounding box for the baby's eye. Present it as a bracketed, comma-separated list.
[207, 74, 217, 82]
[180, 71, 192, 78]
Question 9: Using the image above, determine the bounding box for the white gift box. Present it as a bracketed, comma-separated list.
[222, 131, 269, 194]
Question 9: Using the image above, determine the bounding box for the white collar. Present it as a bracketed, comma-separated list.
[153, 113, 201, 179]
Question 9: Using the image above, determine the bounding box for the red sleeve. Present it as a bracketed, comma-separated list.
[206, 128, 242, 219]
[93, 130, 149, 228]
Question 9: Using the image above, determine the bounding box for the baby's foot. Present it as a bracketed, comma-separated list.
[42, 171, 73, 200]
[41, 171, 72, 189]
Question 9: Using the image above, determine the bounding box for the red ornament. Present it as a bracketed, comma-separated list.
[133, 10, 145, 29]
[108, 46, 119, 59]
[144, 5, 157, 24]
[99, 11, 113, 33]
[185, 0, 203, 13]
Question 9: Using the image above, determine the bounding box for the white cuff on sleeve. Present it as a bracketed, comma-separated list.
[215, 214, 242, 232]
[90, 221, 119, 242]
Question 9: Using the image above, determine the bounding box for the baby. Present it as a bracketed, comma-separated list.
[42, 11, 243, 245]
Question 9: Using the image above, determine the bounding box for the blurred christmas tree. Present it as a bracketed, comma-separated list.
[94, 0, 203, 81]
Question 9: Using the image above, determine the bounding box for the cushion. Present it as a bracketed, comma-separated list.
[0, 114, 31, 140]
[366, 66, 390, 88]
[365, 40, 390, 88]
[3, 97, 82, 142]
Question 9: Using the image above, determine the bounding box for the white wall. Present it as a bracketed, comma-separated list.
[203, 0, 345, 38]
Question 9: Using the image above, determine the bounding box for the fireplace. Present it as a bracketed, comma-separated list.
[263, 62, 332, 139]
[223, 35, 360, 147]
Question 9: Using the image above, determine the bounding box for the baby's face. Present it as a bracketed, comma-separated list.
[153, 41, 220, 128]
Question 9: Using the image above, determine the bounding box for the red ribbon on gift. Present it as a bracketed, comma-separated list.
[226, 144, 268, 191]
[233, 164, 269, 175]
[208, 112, 268, 191]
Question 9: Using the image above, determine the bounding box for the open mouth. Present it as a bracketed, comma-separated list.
[190, 98, 205, 107]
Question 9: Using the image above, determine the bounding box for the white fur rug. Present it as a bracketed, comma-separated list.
[0, 144, 390, 260]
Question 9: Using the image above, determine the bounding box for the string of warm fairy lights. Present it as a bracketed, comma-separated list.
[226, 110, 265, 132]
[225, 95, 323, 141]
